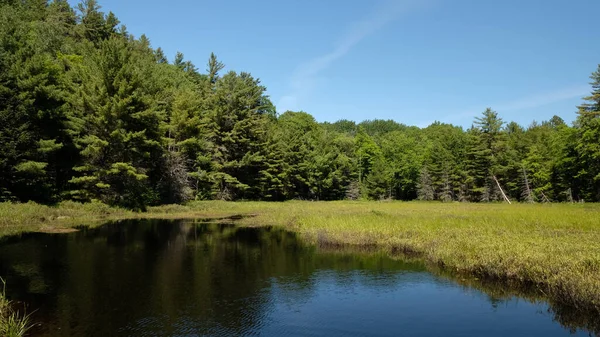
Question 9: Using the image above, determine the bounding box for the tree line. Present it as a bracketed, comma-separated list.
[1, 0, 599, 209]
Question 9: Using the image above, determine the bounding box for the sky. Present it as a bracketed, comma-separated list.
[69, 0, 600, 128]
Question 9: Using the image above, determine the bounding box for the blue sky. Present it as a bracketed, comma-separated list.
[70, 0, 600, 128]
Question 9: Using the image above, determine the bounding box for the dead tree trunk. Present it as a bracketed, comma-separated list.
[566, 188, 574, 203]
[493, 175, 511, 204]
[521, 166, 534, 203]
[540, 191, 551, 203]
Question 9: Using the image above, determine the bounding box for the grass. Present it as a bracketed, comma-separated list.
[0, 201, 131, 237]
[175, 200, 600, 317]
[1, 279, 32, 337]
[1, 200, 600, 319]
[0, 200, 235, 237]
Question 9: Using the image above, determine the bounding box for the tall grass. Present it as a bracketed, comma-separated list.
[0, 200, 246, 237]
[179, 201, 600, 315]
[1, 200, 600, 316]
[0, 279, 32, 337]
[0, 200, 133, 237]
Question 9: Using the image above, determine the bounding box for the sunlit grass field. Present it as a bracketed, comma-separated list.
[1, 200, 599, 315]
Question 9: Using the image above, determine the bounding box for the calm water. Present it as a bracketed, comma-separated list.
[0, 220, 596, 336]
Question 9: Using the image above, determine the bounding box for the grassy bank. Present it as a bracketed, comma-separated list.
[0, 201, 237, 237]
[1, 200, 600, 317]
[169, 200, 600, 315]
[1, 279, 31, 337]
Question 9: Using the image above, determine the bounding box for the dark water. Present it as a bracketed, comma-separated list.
[0, 220, 596, 336]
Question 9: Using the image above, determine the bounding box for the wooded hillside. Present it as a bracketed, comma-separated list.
[2, 0, 600, 208]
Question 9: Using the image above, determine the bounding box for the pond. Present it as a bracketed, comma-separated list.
[0, 219, 596, 336]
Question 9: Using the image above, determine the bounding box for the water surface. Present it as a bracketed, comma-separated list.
[0, 220, 595, 336]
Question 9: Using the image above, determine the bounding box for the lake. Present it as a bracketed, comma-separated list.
[0, 219, 596, 336]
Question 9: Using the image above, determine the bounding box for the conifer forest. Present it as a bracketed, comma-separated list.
[2, 0, 600, 210]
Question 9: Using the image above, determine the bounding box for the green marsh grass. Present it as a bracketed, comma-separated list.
[182, 201, 600, 315]
[1, 200, 600, 317]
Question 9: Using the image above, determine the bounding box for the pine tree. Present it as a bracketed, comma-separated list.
[68, 36, 166, 209]
[200, 69, 275, 200]
[365, 158, 392, 200]
[574, 65, 600, 200]
[264, 111, 321, 199]
[468, 108, 507, 202]
[0, 2, 74, 202]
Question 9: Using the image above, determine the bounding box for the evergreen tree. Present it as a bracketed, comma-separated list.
[365, 157, 392, 200]
[469, 108, 506, 201]
[200, 70, 275, 200]
[0, 2, 74, 202]
[68, 36, 165, 209]
[574, 65, 600, 200]
[264, 111, 320, 199]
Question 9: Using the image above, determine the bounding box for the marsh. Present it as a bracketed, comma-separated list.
[0, 219, 596, 336]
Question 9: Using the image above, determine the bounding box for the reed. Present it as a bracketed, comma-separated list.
[0, 279, 32, 337]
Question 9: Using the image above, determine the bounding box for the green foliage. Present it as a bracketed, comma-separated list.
[574, 66, 600, 200]
[365, 157, 392, 200]
[323, 119, 357, 134]
[377, 129, 424, 200]
[1, 0, 600, 206]
[355, 127, 381, 185]
[66, 36, 164, 209]
[358, 119, 409, 136]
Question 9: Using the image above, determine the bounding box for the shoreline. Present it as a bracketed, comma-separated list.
[1, 200, 599, 323]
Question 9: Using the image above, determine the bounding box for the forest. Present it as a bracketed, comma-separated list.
[1, 0, 600, 209]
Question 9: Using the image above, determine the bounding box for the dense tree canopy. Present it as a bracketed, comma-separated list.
[1, 0, 600, 208]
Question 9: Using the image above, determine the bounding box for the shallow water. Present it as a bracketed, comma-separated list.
[0, 219, 595, 336]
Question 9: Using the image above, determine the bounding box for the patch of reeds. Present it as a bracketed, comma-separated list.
[0, 279, 32, 337]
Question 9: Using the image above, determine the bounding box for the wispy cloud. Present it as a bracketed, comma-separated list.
[419, 85, 589, 127]
[277, 0, 427, 113]
[495, 86, 588, 112]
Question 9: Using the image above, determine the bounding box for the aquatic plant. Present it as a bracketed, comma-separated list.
[0, 278, 32, 337]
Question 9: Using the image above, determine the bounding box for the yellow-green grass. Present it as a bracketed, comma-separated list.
[169, 200, 600, 316]
[1, 200, 600, 317]
[0, 201, 240, 237]
[1, 278, 32, 337]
